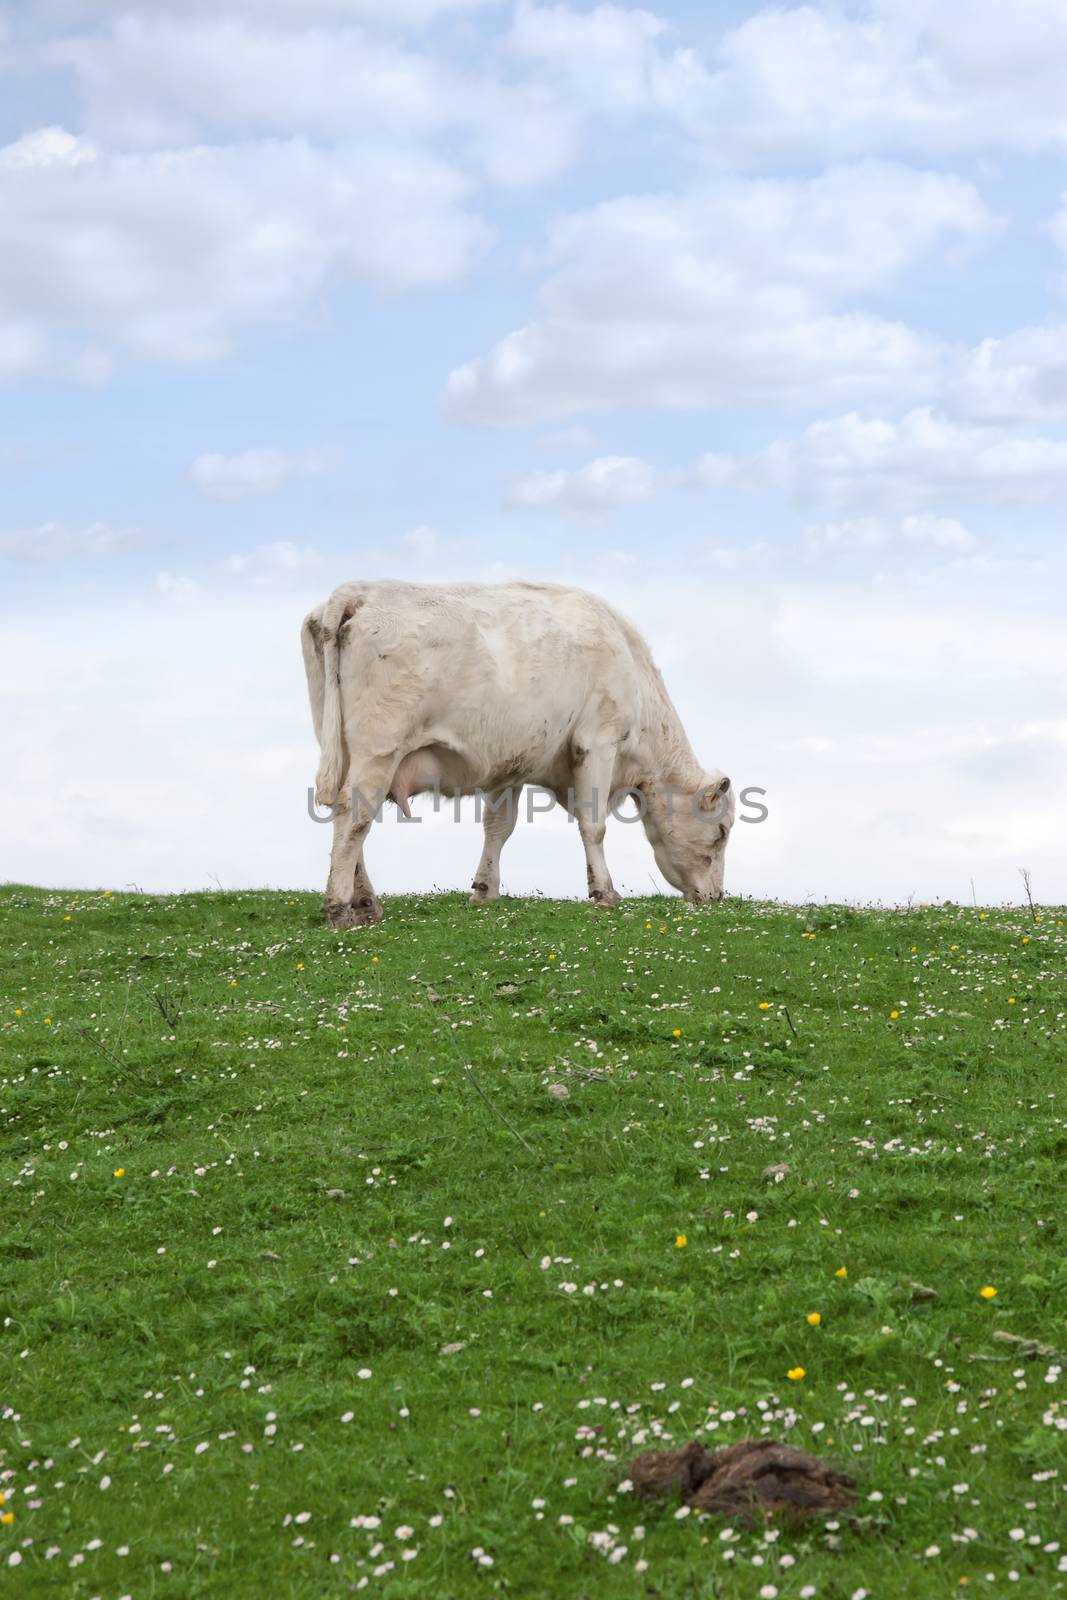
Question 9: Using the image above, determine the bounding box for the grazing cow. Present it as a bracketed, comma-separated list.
[301, 580, 733, 927]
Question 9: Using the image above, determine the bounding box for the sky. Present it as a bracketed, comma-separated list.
[1, 0, 1066, 907]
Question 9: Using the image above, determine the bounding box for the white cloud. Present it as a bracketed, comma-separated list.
[34, 0, 1067, 175]
[773, 589, 1067, 690]
[0, 125, 490, 379]
[55, 17, 466, 149]
[19, 1, 1067, 218]
[930, 553, 1047, 582]
[448, 163, 990, 424]
[208, 525, 484, 594]
[346, 0, 499, 21]
[506, 0, 1067, 172]
[47, 12, 581, 187]
[0, 125, 95, 169]
[699, 542, 773, 574]
[155, 570, 197, 596]
[506, 0, 704, 119]
[0, 520, 129, 559]
[0, 318, 112, 386]
[949, 323, 1067, 423]
[803, 513, 974, 559]
[220, 540, 324, 585]
[391, 523, 488, 572]
[190, 447, 328, 499]
[390, 523, 496, 575]
[41, 0, 499, 27]
[696, 0, 1067, 167]
[509, 454, 655, 513]
[402, 525, 442, 559]
[713, 409, 1067, 508]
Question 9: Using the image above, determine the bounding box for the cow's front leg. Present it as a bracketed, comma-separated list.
[324, 767, 390, 927]
[470, 786, 521, 904]
[569, 747, 622, 908]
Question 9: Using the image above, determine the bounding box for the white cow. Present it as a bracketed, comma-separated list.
[301, 579, 733, 926]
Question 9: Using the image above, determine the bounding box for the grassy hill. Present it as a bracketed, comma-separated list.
[2, 885, 1065, 1597]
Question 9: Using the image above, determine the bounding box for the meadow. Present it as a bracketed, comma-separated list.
[1, 884, 1065, 1598]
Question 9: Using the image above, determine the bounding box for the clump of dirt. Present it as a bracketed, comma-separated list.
[630, 1437, 857, 1524]
[630, 1440, 715, 1500]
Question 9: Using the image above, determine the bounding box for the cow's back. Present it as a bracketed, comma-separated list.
[331, 579, 639, 684]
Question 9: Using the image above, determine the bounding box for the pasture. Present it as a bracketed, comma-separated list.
[2, 884, 1065, 1598]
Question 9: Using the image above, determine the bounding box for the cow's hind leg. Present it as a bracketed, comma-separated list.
[325, 811, 381, 928]
[324, 764, 391, 928]
[470, 786, 521, 904]
[569, 745, 622, 908]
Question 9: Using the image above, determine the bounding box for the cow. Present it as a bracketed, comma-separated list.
[301, 579, 733, 927]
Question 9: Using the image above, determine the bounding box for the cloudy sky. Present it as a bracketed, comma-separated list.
[2, 0, 1066, 906]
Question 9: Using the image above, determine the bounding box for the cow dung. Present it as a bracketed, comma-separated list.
[629, 1437, 857, 1524]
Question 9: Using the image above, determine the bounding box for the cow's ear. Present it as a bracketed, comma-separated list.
[699, 775, 730, 812]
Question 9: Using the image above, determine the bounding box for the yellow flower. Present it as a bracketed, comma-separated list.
[671, 1028, 682, 1038]
[113, 1168, 125, 1178]
[102, 889, 111, 897]
[0, 1509, 13, 1525]
[229, 979, 237, 987]
[372, 955, 380, 964]
[806, 1312, 821, 1326]
[675, 1233, 687, 1249]
[889, 1010, 899, 1020]
[979, 1285, 997, 1300]
[978, 912, 987, 921]
[787, 1366, 806, 1381]
[834, 1266, 847, 1279]
[758, 1001, 770, 1011]
[296, 962, 304, 971]
[14, 1009, 22, 1017]
[1022, 936, 1030, 945]
[644, 921, 652, 930]
[44, 1016, 52, 1025]
[1007, 996, 1016, 1005]
[63, 914, 72, 922]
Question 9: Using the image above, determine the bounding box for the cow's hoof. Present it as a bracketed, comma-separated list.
[589, 888, 622, 909]
[325, 898, 383, 929]
[470, 882, 500, 906]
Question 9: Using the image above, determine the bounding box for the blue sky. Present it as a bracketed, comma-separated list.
[2, 0, 1066, 903]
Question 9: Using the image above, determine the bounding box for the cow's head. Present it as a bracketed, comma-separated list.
[642, 772, 734, 903]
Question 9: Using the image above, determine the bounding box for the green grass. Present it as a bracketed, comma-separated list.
[2, 885, 1066, 1599]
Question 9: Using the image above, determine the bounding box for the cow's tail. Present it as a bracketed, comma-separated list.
[301, 600, 347, 808]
